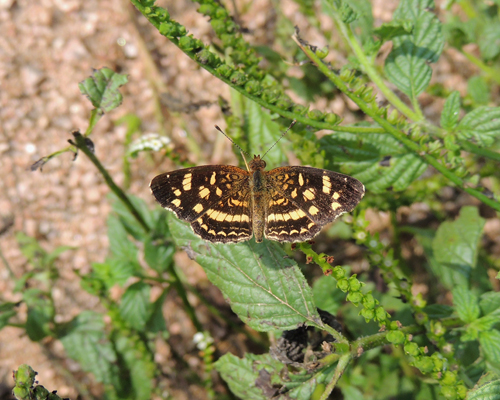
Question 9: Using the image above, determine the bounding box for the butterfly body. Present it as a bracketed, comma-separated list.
[150, 155, 364, 243]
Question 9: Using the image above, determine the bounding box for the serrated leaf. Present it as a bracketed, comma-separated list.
[246, 100, 287, 168]
[110, 193, 153, 240]
[409, 227, 468, 289]
[312, 276, 345, 315]
[288, 365, 336, 400]
[479, 330, 500, 368]
[23, 289, 54, 341]
[452, 286, 480, 323]
[384, 0, 444, 98]
[119, 282, 151, 330]
[144, 236, 175, 273]
[374, 20, 413, 42]
[319, 132, 427, 192]
[480, 292, 500, 316]
[108, 214, 138, 261]
[115, 334, 155, 399]
[78, 67, 128, 113]
[215, 353, 284, 400]
[432, 206, 485, 279]
[478, 22, 500, 61]
[467, 379, 500, 400]
[146, 290, 168, 333]
[441, 91, 461, 130]
[422, 304, 454, 319]
[91, 257, 138, 288]
[457, 107, 500, 147]
[59, 311, 119, 385]
[167, 214, 321, 331]
[468, 76, 490, 106]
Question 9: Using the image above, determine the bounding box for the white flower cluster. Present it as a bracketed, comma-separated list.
[193, 331, 214, 351]
[128, 133, 171, 156]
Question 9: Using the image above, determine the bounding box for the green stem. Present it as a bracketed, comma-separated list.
[129, 0, 384, 135]
[461, 140, 500, 162]
[69, 132, 151, 233]
[319, 354, 352, 400]
[328, 9, 422, 122]
[294, 34, 500, 212]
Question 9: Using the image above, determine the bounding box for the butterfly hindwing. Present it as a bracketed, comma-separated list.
[264, 166, 365, 241]
[150, 165, 253, 243]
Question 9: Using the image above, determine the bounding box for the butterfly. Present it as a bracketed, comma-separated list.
[150, 152, 364, 243]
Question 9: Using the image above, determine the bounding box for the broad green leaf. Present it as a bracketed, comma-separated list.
[59, 311, 119, 385]
[479, 330, 500, 368]
[440, 91, 461, 130]
[110, 193, 153, 240]
[467, 379, 500, 400]
[480, 292, 500, 316]
[457, 107, 500, 147]
[452, 286, 480, 324]
[78, 67, 128, 113]
[246, 100, 287, 167]
[409, 227, 468, 289]
[432, 207, 485, 279]
[422, 304, 454, 319]
[23, 289, 54, 341]
[286, 365, 336, 399]
[119, 282, 151, 330]
[167, 214, 321, 331]
[108, 214, 138, 261]
[319, 132, 427, 192]
[467, 76, 490, 106]
[374, 20, 413, 42]
[91, 257, 138, 288]
[312, 276, 345, 315]
[144, 235, 175, 273]
[215, 353, 284, 400]
[384, 0, 444, 98]
[146, 290, 168, 333]
[478, 21, 500, 61]
[115, 334, 155, 399]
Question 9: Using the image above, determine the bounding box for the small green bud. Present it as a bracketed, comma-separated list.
[179, 36, 195, 51]
[386, 330, 405, 345]
[332, 266, 345, 280]
[440, 385, 457, 399]
[262, 89, 281, 104]
[196, 49, 215, 65]
[292, 104, 307, 115]
[245, 80, 263, 96]
[441, 371, 457, 386]
[362, 293, 376, 309]
[215, 7, 228, 19]
[307, 109, 325, 121]
[337, 278, 349, 292]
[211, 19, 227, 35]
[346, 291, 363, 305]
[230, 71, 247, 86]
[404, 342, 420, 356]
[348, 276, 362, 291]
[388, 109, 399, 124]
[216, 64, 233, 78]
[325, 113, 340, 125]
[221, 33, 238, 48]
[414, 357, 435, 373]
[375, 307, 389, 321]
[275, 97, 293, 110]
[316, 47, 329, 59]
[198, 4, 215, 16]
[339, 68, 352, 82]
[360, 308, 374, 321]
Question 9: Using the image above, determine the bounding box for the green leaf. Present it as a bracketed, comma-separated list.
[480, 292, 500, 316]
[144, 236, 175, 273]
[410, 227, 468, 289]
[467, 373, 500, 400]
[107, 214, 138, 261]
[246, 100, 287, 168]
[440, 91, 461, 130]
[312, 276, 345, 315]
[384, 0, 444, 98]
[78, 67, 128, 113]
[215, 353, 283, 400]
[373, 20, 413, 42]
[0, 302, 18, 330]
[479, 330, 500, 368]
[23, 289, 54, 341]
[432, 206, 485, 279]
[91, 257, 138, 289]
[59, 311, 119, 385]
[119, 282, 151, 331]
[452, 286, 480, 323]
[478, 21, 500, 61]
[110, 194, 153, 241]
[319, 132, 427, 192]
[146, 290, 168, 333]
[467, 76, 490, 106]
[114, 334, 155, 399]
[457, 107, 500, 147]
[167, 214, 321, 331]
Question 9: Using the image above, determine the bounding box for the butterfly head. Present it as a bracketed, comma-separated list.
[248, 155, 266, 172]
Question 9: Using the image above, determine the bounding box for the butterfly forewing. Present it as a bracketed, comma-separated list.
[150, 165, 254, 242]
[264, 166, 365, 242]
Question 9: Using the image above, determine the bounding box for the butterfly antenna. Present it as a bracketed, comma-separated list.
[214, 125, 250, 170]
[261, 120, 297, 160]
